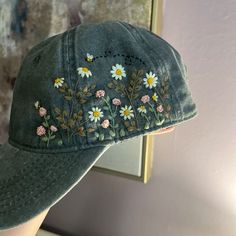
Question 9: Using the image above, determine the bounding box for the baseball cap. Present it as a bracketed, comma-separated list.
[0, 20, 198, 229]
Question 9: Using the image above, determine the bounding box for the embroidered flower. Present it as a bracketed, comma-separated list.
[77, 67, 92, 78]
[156, 105, 164, 113]
[34, 101, 40, 109]
[152, 92, 158, 102]
[50, 125, 58, 132]
[88, 107, 104, 122]
[141, 95, 150, 104]
[96, 90, 105, 98]
[101, 119, 110, 128]
[39, 107, 47, 117]
[54, 77, 64, 88]
[120, 105, 134, 120]
[137, 105, 147, 114]
[143, 71, 158, 89]
[36, 125, 46, 136]
[86, 53, 94, 62]
[110, 64, 126, 80]
[112, 98, 121, 106]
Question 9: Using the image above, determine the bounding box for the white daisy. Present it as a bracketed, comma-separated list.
[86, 53, 94, 62]
[137, 105, 147, 114]
[152, 92, 158, 102]
[88, 107, 104, 123]
[110, 64, 126, 80]
[54, 77, 64, 88]
[120, 105, 134, 120]
[143, 71, 158, 89]
[77, 67, 92, 78]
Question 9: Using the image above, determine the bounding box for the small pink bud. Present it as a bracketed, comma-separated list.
[156, 105, 164, 112]
[36, 125, 46, 136]
[101, 119, 110, 128]
[39, 107, 47, 117]
[112, 98, 121, 106]
[96, 90, 105, 98]
[50, 125, 58, 132]
[141, 95, 150, 104]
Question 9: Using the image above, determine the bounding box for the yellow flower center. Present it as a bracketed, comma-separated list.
[140, 105, 145, 111]
[124, 109, 130, 116]
[116, 69, 122, 75]
[93, 111, 100, 118]
[152, 95, 157, 101]
[82, 67, 89, 72]
[55, 78, 62, 84]
[147, 76, 154, 85]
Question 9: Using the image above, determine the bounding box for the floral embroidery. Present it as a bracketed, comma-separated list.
[34, 101, 60, 147]
[152, 92, 158, 102]
[77, 67, 92, 78]
[110, 64, 126, 80]
[86, 53, 94, 62]
[101, 119, 110, 128]
[34, 52, 174, 146]
[143, 71, 158, 89]
[141, 95, 150, 104]
[120, 105, 134, 120]
[96, 90, 105, 98]
[137, 105, 147, 114]
[88, 107, 104, 123]
[54, 77, 64, 88]
[156, 104, 164, 113]
[112, 98, 121, 106]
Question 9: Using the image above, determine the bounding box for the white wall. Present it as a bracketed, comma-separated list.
[44, 1, 236, 235]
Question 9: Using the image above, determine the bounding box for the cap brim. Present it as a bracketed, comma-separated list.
[0, 141, 111, 230]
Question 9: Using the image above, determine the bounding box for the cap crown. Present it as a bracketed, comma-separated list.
[8, 20, 197, 152]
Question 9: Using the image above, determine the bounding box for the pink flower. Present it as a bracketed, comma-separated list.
[156, 105, 164, 112]
[50, 125, 58, 132]
[39, 107, 47, 117]
[96, 90, 105, 98]
[36, 125, 46, 136]
[141, 95, 150, 104]
[112, 98, 121, 106]
[101, 119, 110, 128]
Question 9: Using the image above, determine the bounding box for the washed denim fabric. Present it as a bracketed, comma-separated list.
[0, 20, 198, 229]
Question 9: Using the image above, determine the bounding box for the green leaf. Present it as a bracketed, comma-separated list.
[114, 124, 119, 128]
[54, 107, 61, 114]
[95, 132, 100, 138]
[155, 118, 165, 126]
[65, 96, 72, 100]
[99, 133, 104, 141]
[108, 115, 113, 120]
[119, 129, 126, 137]
[50, 135, 56, 140]
[43, 122, 48, 127]
[144, 123, 150, 129]
[87, 127, 95, 133]
[57, 140, 63, 145]
[46, 115, 50, 120]
[41, 136, 48, 142]
[109, 130, 116, 137]
[107, 82, 114, 89]
[103, 106, 109, 110]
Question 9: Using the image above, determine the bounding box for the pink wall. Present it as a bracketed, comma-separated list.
[44, 1, 236, 235]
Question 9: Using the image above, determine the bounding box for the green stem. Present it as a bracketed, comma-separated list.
[47, 130, 52, 147]
[102, 97, 116, 135]
[124, 88, 140, 129]
[148, 102, 159, 121]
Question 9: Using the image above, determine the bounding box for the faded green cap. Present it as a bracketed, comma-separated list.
[0, 20, 198, 229]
